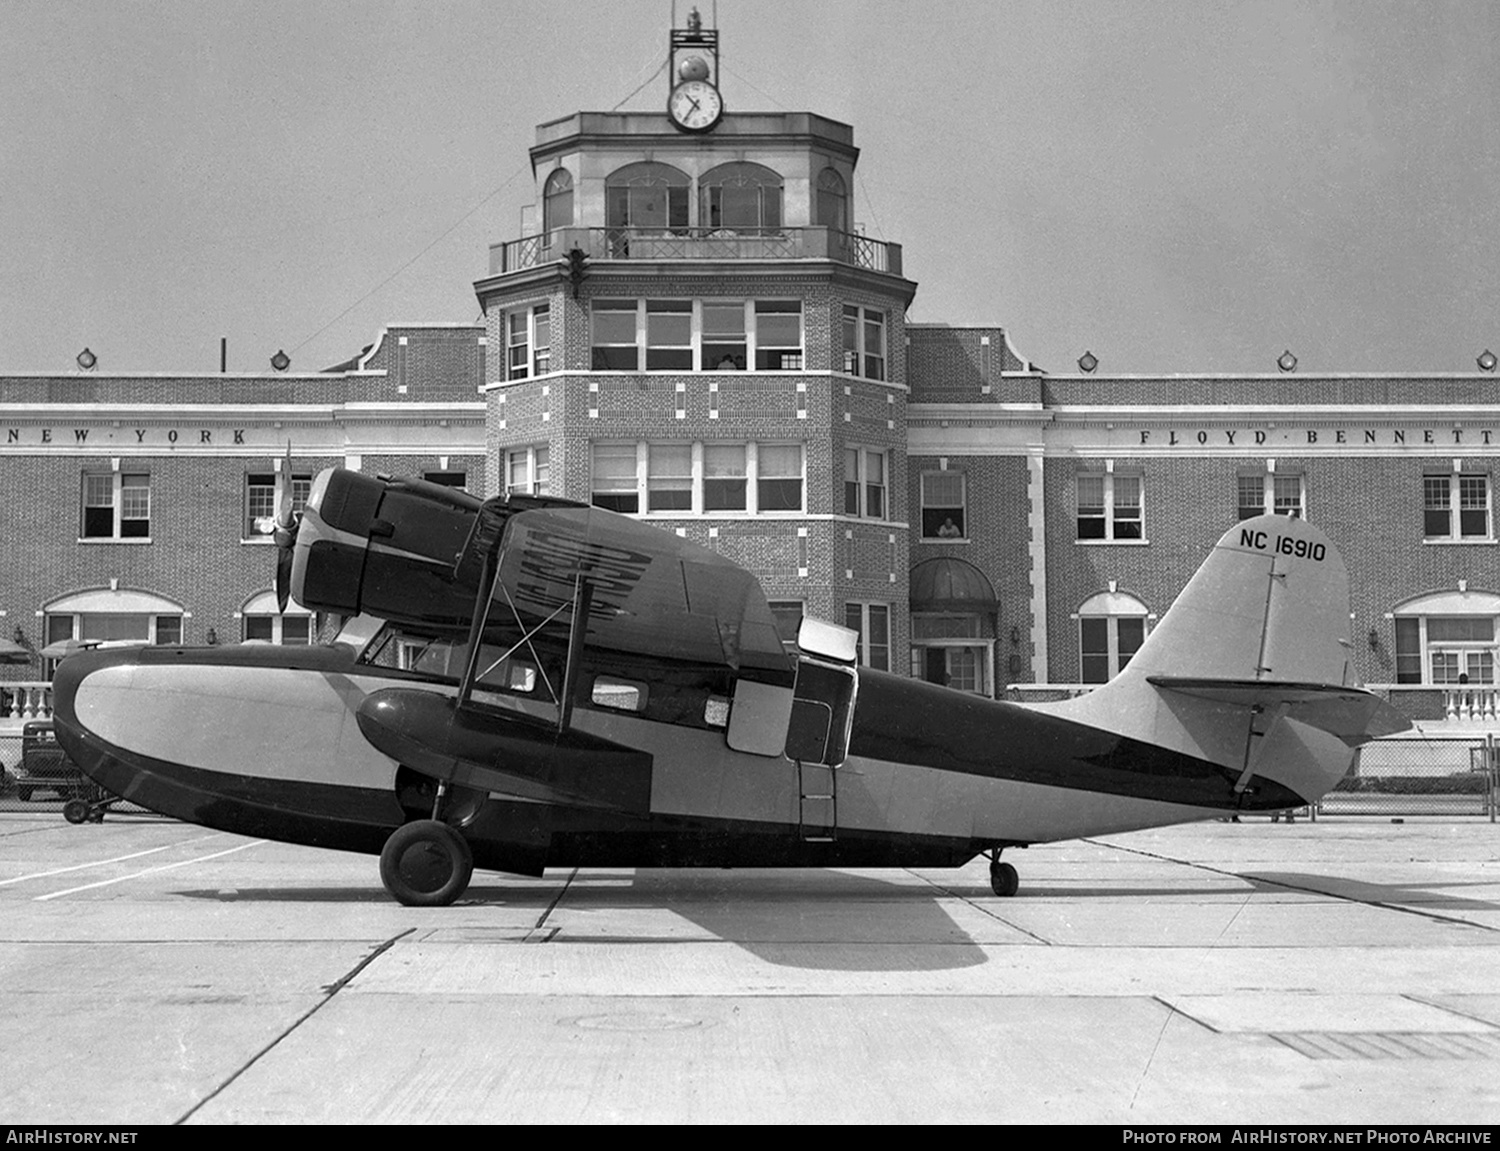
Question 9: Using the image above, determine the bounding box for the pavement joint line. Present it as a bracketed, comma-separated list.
[174, 927, 417, 1126]
[1080, 837, 1500, 935]
[0, 833, 223, 887]
[899, 867, 1054, 944]
[33, 839, 266, 900]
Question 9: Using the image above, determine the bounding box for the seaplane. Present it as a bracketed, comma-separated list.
[51, 467, 1407, 905]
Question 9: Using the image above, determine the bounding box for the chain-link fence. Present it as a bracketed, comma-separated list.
[1315, 735, 1497, 819]
[0, 727, 149, 821]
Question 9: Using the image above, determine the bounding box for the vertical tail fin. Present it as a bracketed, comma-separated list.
[1044, 515, 1406, 806]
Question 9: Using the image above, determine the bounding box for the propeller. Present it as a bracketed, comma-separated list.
[273, 446, 300, 613]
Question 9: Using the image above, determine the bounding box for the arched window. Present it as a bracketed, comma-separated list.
[605, 162, 689, 231]
[42, 587, 185, 674]
[1077, 590, 1150, 684]
[816, 167, 848, 233]
[700, 162, 783, 231]
[240, 590, 315, 645]
[543, 169, 573, 234]
[1391, 590, 1500, 686]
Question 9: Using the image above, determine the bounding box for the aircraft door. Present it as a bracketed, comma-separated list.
[785, 658, 857, 841]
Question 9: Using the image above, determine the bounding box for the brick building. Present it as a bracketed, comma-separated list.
[4, 15, 1498, 739]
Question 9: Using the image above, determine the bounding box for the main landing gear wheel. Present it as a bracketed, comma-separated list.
[379, 820, 474, 907]
[63, 798, 90, 825]
[989, 859, 1019, 898]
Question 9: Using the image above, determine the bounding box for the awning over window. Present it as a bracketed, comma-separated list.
[910, 558, 997, 613]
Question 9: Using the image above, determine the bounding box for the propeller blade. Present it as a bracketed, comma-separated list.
[273, 443, 298, 614]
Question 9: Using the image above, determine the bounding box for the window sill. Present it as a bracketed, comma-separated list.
[240, 537, 276, 546]
[1422, 537, 1497, 546]
[920, 537, 970, 544]
[1074, 538, 1150, 546]
[78, 537, 153, 545]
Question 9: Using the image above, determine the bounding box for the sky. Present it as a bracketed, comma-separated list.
[1, 0, 1496, 378]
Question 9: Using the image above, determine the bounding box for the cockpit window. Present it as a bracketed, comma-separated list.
[358, 624, 538, 695]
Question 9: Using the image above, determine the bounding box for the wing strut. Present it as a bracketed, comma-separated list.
[556, 577, 594, 734]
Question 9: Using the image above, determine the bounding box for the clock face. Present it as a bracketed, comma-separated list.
[668, 80, 723, 133]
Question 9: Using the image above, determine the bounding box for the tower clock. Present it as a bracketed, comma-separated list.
[667, 8, 723, 134]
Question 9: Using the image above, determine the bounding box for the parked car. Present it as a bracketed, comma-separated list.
[14, 720, 88, 802]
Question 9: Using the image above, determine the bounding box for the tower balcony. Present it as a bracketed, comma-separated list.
[489, 226, 902, 278]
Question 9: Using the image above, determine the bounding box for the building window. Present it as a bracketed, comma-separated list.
[647, 444, 693, 512]
[245, 614, 313, 645]
[506, 304, 551, 380]
[845, 602, 891, 671]
[43, 608, 183, 674]
[592, 441, 804, 515]
[646, 300, 693, 370]
[912, 614, 989, 695]
[842, 305, 886, 380]
[1394, 614, 1497, 686]
[505, 447, 548, 497]
[590, 443, 640, 512]
[1237, 472, 1305, 520]
[702, 300, 747, 369]
[1424, 473, 1491, 541]
[424, 471, 468, 490]
[605, 161, 690, 232]
[756, 444, 804, 511]
[844, 447, 887, 519]
[816, 168, 848, 233]
[542, 169, 573, 234]
[920, 472, 966, 539]
[589, 298, 802, 372]
[81, 472, 150, 540]
[1077, 591, 1149, 684]
[591, 299, 640, 370]
[246, 471, 311, 538]
[1077, 472, 1143, 541]
[704, 444, 747, 511]
[699, 162, 783, 230]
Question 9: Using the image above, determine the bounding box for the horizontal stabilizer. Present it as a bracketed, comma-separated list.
[1147, 676, 1411, 746]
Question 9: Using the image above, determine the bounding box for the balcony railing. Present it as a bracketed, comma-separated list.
[489, 226, 901, 277]
[2, 682, 52, 721]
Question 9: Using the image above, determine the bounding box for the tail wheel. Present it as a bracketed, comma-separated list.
[379, 820, 474, 907]
[63, 799, 90, 824]
[989, 859, 1019, 898]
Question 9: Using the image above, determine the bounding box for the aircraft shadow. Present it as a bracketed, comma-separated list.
[511, 868, 995, 973]
[1242, 871, 1500, 914]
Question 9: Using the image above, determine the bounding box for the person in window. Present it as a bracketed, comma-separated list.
[716, 354, 739, 370]
[936, 516, 962, 538]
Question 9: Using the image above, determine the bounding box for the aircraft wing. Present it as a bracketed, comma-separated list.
[462, 499, 792, 676]
[1146, 677, 1411, 746]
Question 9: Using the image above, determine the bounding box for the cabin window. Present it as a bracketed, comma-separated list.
[81, 471, 151, 540]
[1423, 472, 1492, 541]
[591, 677, 648, 712]
[704, 696, 730, 727]
[1076, 471, 1143, 542]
